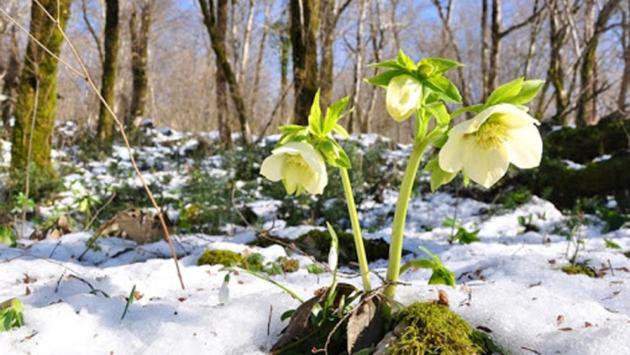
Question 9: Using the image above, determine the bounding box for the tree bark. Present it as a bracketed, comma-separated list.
[546, 0, 569, 123]
[481, 0, 489, 98]
[1, 25, 20, 135]
[576, 0, 621, 126]
[617, 0, 629, 112]
[128, 1, 152, 128]
[11, 0, 72, 180]
[96, 0, 120, 145]
[289, 0, 320, 125]
[199, 0, 252, 144]
[348, 0, 366, 134]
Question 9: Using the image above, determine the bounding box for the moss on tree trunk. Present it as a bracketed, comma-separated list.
[128, 2, 151, 128]
[96, 0, 121, 145]
[10, 0, 72, 181]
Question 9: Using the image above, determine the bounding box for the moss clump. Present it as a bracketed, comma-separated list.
[624, 251, 630, 259]
[561, 263, 597, 278]
[276, 256, 300, 273]
[242, 252, 265, 271]
[389, 302, 482, 355]
[197, 249, 242, 267]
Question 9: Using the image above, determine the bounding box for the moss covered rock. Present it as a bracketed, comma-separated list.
[380, 302, 504, 355]
[197, 249, 243, 267]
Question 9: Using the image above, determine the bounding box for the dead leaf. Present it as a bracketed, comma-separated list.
[584, 322, 593, 328]
[271, 296, 320, 351]
[556, 315, 565, 326]
[347, 297, 386, 354]
[558, 327, 572, 332]
[437, 290, 449, 306]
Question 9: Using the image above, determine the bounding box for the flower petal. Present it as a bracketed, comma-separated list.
[462, 144, 510, 189]
[491, 103, 538, 128]
[438, 133, 465, 173]
[260, 154, 285, 181]
[386, 75, 421, 122]
[504, 124, 542, 169]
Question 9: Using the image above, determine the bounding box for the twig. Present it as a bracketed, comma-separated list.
[67, 274, 110, 298]
[267, 304, 273, 336]
[84, 192, 117, 231]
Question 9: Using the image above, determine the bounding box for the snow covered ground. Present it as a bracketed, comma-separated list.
[1, 125, 629, 354]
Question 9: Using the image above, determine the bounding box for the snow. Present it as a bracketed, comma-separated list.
[1, 128, 630, 354]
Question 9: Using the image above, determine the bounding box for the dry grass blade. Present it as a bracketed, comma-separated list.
[0, 2, 185, 290]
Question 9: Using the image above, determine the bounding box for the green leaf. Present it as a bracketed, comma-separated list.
[279, 124, 305, 134]
[308, 90, 323, 135]
[335, 149, 352, 169]
[427, 103, 451, 126]
[396, 50, 416, 71]
[368, 59, 402, 70]
[317, 139, 338, 165]
[323, 96, 350, 134]
[0, 298, 24, 332]
[0, 226, 16, 247]
[120, 285, 136, 321]
[604, 238, 621, 250]
[509, 79, 545, 105]
[425, 158, 457, 192]
[419, 247, 456, 287]
[423, 75, 462, 103]
[451, 104, 484, 118]
[418, 57, 463, 75]
[486, 77, 524, 105]
[333, 124, 350, 139]
[365, 69, 406, 87]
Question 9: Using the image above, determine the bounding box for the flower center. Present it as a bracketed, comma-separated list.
[472, 116, 508, 149]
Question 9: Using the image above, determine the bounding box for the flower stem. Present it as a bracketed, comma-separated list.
[384, 134, 434, 300]
[339, 167, 371, 291]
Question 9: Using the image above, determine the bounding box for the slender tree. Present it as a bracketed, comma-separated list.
[11, 0, 72, 180]
[289, 0, 320, 125]
[128, 0, 152, 128]
[1, 25, 20, 134]
[576, 0, 621, 125]
[619, 1, 630, 112]
[96, 0, 121, 145]
[319, 0, 351, 108]
[199, 0, 252, 144]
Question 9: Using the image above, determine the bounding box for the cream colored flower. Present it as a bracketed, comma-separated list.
[386, 75, 422, 122]
[260, 142, 328, 195]
[438, 103, 542, 188]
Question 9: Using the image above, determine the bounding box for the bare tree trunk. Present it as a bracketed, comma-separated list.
[279, 26, 290, 122]
[216, 0, 231, 146]
[523, 0, 543, 77]
[11, 0, 72, 180]
[577, 0, 621, 126]
[619, 2, 630, 112]
[81, 0, 103, 64]
[348, 0, 366, 134]
[199, 0, 252, 144]
[238, 0, 256, 83]
[128, 0, 152, 128]
[96, 0, 120, 145]
[289, 0, 320, 125]
[365, 0, 385, 133]
[547, 0, 569, 123]
[1, 25, 20, 135]
[488, 0, 501, 95]
[481, 0, 490, 98]
[250, 0, 271, 118]
[319, 0, 335, 108]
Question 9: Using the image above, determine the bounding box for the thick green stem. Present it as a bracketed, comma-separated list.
[384, 135, 433, 300]
[339, 167, 371, 291]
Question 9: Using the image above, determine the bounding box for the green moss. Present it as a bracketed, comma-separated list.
[561, 263, 597, 278]
[276, 256, 300, 273]
[197, 249, 242, 267]
[242, 252, 265, 271]
[624, 251, 630, 259]
[389, 302, 482, 355]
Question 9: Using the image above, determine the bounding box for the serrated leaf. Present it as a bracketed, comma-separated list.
[418, 57, 463, 74]
[333, 124, 350, 139]
[423, 75, 462, 103]
[451, 104, 484, 118]
[427, 103, 451, 126]
[323, 96, 350, 134]
[368, 59, 402, 69]
[487, 77, 524, 105]
[396, 50, 416, 70]
[365, 69, 406, 87]
[308, 90, 323, 135]
[510, 79, 545, 105]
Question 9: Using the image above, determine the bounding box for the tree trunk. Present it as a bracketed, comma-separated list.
[348, 0, 366, 134]
[481, 0, 490, 99]
[319, 0, 335, 108]
[617, 1, 629, 112]
[547, 0, 569, 123]
[128, 1, 152, 128]
[96, 0, 120, 145]
[1, 25, 20, 135]
[280, 29, 290, 122]
[199, 0, 252, 144]
[576, 0, 621, 126]
[11, 0, 72, 180]
[487, 0, 501, 95]
[215, 0, 231, 146]
[289, 0, 320, 125]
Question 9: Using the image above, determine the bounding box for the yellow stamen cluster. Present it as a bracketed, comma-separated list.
[471, 116, 508, 149]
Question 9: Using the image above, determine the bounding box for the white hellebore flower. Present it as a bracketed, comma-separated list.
[386, 75, 422, 122]
[260, 141, 328, 195]
[438, 103, 542, 188]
